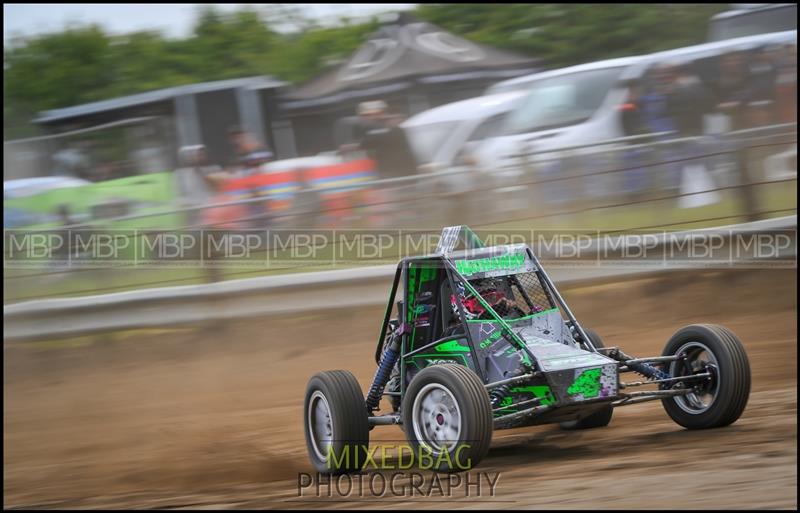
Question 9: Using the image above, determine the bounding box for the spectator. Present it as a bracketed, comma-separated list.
[617, 79, 651, 199]
[174, 145, 223, 225]
[668, 64, 720, 209]
[619, 79, 649, 136]
[774, 44, 797, 125]
[669, 63, 714, 138]
[356, 101, 419, 180]
[227, 126, 274, 227]
[715, 51, 750, 132]
[354, 102, 386, 141]
[639, 63, 679, 136]
[743, 47, 778, 128]
[639, 63, 683, 192]
[227, 125, 274, 177]
[338, 101, 420, 227]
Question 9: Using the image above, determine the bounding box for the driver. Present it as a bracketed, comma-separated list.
[450, 280, 526, 321]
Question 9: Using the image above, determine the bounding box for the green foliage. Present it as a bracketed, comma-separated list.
[4, 4, 725, 139]
[415, 4, 727, 68]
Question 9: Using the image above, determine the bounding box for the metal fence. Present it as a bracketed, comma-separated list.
[3, 122, 797, 303]
[5, 215, 796, 341]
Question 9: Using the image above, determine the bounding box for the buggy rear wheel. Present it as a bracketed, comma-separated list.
[402, 364, 493, 472]
[304, 370, 370, 474]
[560, 327, 614, 430]
[660, 324, 750, 429]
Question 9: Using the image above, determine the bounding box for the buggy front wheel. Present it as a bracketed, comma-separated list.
[402, 364, 493, 472]
[660, 324, 751, 429]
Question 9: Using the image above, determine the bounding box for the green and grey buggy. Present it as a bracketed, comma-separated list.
[304, 226, 751, 472]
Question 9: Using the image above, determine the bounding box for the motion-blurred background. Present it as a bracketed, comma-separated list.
[3, 3, 797, 302]
[3, 4, 797, 510]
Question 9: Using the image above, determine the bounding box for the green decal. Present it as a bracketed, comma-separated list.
[455, 252, 525, 276]
[435, 339, 470, 353]
[407, 265, 418, 321]
[420, 266, 437, 284]
[511, 385, 556, 405]
[480, 329, 505, 348]
[568, 368, 602, 398]
[493, 394, 518, 417]
[409, 353, 470, 369]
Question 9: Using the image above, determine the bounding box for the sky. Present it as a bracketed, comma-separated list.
[3, 3, 416, 43]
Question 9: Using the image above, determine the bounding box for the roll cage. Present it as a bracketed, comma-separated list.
[374, 226, 599, 390]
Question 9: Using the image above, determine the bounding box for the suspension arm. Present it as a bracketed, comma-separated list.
[621, 372, 711, 389]
[612, 389, 692, 407]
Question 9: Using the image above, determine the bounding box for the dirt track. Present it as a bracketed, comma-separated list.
[4, 269, 797, 509]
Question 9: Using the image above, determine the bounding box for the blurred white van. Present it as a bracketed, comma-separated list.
[472, 29, 797, 179]
[473, 56, 644, 178]
[402, 91, 526, 170]
[401, 91, 526, 193]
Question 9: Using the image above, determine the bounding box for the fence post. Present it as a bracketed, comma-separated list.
[735, 136, 762, 223]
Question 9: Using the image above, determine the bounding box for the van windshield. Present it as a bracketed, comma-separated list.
[501, 67, 626, 135]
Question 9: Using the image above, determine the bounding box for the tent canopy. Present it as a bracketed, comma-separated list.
[283, 13, 539, 109]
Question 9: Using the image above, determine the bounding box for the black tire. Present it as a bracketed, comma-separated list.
[560, 327, 614, 430]
[304, 370, 370, 474]
[402, 364, 493, 472]
[660, 324, 750, 429]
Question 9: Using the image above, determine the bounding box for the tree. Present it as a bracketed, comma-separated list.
[4, 25, 115, 137]
[4, 4, 727, 140]
[414, 4, 728, 68]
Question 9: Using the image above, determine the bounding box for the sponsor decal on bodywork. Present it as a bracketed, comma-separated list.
[568, 364, 617, 400]
[510, 385, 557, 405]
[434, 339, 471, 353]
[455, 252, 526, 276]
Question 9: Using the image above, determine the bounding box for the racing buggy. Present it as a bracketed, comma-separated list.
[304, 226, 751, 473]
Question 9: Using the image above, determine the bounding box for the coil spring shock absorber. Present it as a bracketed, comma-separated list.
[613, 348, 671, 388]
[365, 327, 402, 413]
[606, 347, 671, 389]
[489, 385, 511, 409]
[627, 361, 670, 382]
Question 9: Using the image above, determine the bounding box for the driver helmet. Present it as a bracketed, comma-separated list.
[450, 280, 507, 320]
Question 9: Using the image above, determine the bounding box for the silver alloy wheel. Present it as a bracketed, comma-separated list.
[308, 390, 334, 461]
[669, 341, 719, 414]
[412, 383, 462, 456]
